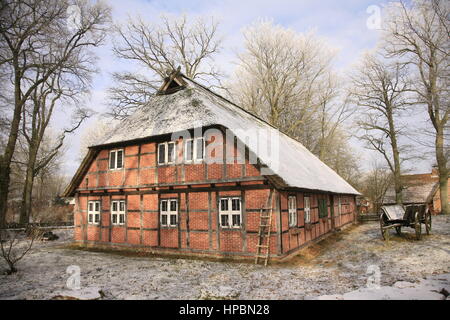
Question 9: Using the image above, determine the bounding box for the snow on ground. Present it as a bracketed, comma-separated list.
[0, 216, 449, 300]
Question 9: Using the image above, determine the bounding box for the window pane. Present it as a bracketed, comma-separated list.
[168, 143, 175, 163]
[161, 200, 167, 212]
[221, 214, 229, 227]
[119, 214, 124, 224]
[289, 197, 296, 210]
[116, 150, 123, 168]
[110, 151, 116, 169]
[112, 214, 117, 224]
[185, 140, 193, 161]
[95, 202, 100, 212]
[196, 138, 204, 160]
[170, 200, 177, 212]
[89, 202, 93, 212]
[95, 214, 99, 223]
[88, 214, 93, 223]
[112, 202, 117, 212]
[170, 214, 177, 226]
[158, 144, 166, 164]
[232, 214, 241, 227]
[161, 214, 167, 226]
[231, 198, 240, 211]
[220, 199, 228, 211]
[119, 201, 125, 212]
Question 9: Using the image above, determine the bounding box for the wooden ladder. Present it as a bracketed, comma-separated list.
[255, 190, 274, 266]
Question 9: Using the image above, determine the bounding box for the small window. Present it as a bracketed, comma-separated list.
[288, 196, 297, 227]
[158, 142, 176, 165]
[195, 138, 204, 161]
[185, 139, 193, 162]
[219, 197, 242, 228]
[185, 137, 204, 163]
[88, 201, 100, 225]
[111, 200, 125, 225]
[304, 196, 311, 224]
[167, 142, 176, 164]
[158, 143, 166, 165]
[160, 199, 178, 227]
[109, 149, 124, 170]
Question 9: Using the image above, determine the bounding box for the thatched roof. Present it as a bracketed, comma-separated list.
[64, 72, 360, 197]
[383, 173, 439, 205]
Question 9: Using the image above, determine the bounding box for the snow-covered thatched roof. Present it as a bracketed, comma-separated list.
[383, 173, 439, 205]
[91, 73, 359, 195]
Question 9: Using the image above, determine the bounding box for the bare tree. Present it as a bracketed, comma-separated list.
[382, 0, 449, 214]
[228, 20, 358, 182]
[109, 14, 223, 119]
[361, 161, 394, 214]
[0, 225, 42, 274]
[349, 53, 413, 204]
[0, 0, 111, 227]
[18, 67, 90, 225]
[228, 21, 338, 137]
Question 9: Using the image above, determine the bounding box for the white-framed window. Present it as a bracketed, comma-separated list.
[160, 199, 178, 227]
[111, 200, 126, 225]
[219, 197, 242, 228]
[158, 142, 176, 165]
[88, 201, 100, 225]
[185, 137, 204, 163]
[304, 196, 311, 224]
[109, 149, 124, 170]
[288, 196, 297, 227]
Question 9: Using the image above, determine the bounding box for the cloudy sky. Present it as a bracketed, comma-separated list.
[56, 0, 434, 177]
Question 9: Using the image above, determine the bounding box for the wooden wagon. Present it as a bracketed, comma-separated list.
[379, 204, 432, 240]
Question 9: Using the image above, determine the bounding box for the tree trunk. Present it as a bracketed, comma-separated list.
[19, 148, 38, 225]
[387, 106, 403, 204]
[0, 70, 24, 228]
[435, 127, 449, 215]
[0, 161, 11, 229]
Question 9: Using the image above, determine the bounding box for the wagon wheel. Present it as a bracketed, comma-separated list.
[414, 212, 422, 240]
[395, 226, 402, 235]
[380, 214, 389, 241]
[425, 210, 432, 235]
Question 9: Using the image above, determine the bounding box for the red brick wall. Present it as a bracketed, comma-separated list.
[72, 132, 357, 259]
[73, 188, 357, 258]
[77, 135, 263, 193]
[277, 191, 357, 254]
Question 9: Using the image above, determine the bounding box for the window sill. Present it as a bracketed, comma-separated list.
[160, 225, 178, 228]
[220, 226, 242, 230]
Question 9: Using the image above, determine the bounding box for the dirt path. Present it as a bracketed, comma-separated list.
[1, 216, 449, 299]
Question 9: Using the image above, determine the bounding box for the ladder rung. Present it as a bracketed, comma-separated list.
[255, 254, 269, 258]
[256, 245, 269, 248]
[259, 224, 270, 227]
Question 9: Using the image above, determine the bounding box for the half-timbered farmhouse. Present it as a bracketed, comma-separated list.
[63, 70, 360, 263]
